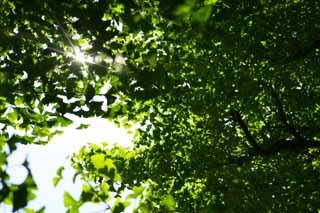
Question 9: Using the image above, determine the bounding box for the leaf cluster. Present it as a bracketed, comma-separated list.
[1, 0, 320, 212]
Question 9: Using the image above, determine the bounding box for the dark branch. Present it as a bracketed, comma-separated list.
[228, 139, 320, 165]
[292, 39, 320, 60]
[270, 91, 305, 143]
[230, 109, 261, 151]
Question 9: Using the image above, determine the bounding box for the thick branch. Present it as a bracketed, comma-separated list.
[228, 139, 320, 165]
[230, 109, 261, 151]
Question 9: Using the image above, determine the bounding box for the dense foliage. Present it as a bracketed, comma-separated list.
[1, 0, 320, 212]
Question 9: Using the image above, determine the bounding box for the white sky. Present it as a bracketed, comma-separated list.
[2, 117, 134, 213]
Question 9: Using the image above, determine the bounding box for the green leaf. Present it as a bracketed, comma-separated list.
[13, 184, 28, 211]
[66, 208, 79, 213]
[25, 207, 45, 213]
[7, 112, 18, 123]
[36, 207, 46, 213]
[57, 117, 73, 127]
[52, 177, 62, 187]
[56, 166, 64, 176]
[205, 0, 218, 5]
[78, 38, 88, 46]
[111, 198, 127, 213]
[0, 152, 6, 164]
[91, 154, 105, 169]
[104, 158, 116, 170]
[175, 0, 192, 16]
[100, 182, 110, 194]
[160, 194, 176, 211]
[192, 6, 212, 23]
[14, 96, 24, 106]
[25, 208, 36, 213]
[76, 123, 90, 129]
[80, 191, 93, 202]
[64, 192, 77, 208]
[127, 186, 145, 199]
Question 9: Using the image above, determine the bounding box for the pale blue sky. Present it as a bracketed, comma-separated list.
[3, 116, 134, 213]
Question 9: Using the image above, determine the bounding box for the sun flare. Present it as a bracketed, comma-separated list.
[71, 47, 94, 64]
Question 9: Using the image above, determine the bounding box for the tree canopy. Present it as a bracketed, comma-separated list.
[1, 0, 320, 212]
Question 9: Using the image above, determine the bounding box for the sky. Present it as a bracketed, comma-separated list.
[2, 116, 134, 213]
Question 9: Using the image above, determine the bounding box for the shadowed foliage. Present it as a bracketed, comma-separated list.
[0, 0, 320, 212]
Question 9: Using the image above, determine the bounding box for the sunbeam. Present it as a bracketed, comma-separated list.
[71, 47, 94, 65]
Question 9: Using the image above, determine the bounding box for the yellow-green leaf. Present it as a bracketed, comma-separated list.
[64, 192, 77, 208]
[160, 194, 176, 211]
[91, 154, 105, 169]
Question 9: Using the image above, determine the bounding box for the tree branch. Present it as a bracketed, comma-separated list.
[230, 109, 261, 151]
[270, 91, 305, 143]
[292, 39, 320, 60]
[227, 139, 320, 165]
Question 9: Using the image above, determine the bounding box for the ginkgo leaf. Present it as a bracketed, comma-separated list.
[91, 154, 106, 169]
[64, 192, 77, 208]
[160, 194, 176, 211]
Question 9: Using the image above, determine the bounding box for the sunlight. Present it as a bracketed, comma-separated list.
[74, 47, 86, 63]
[70, 47, 94, 64]
[6, 116, 135, 213]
